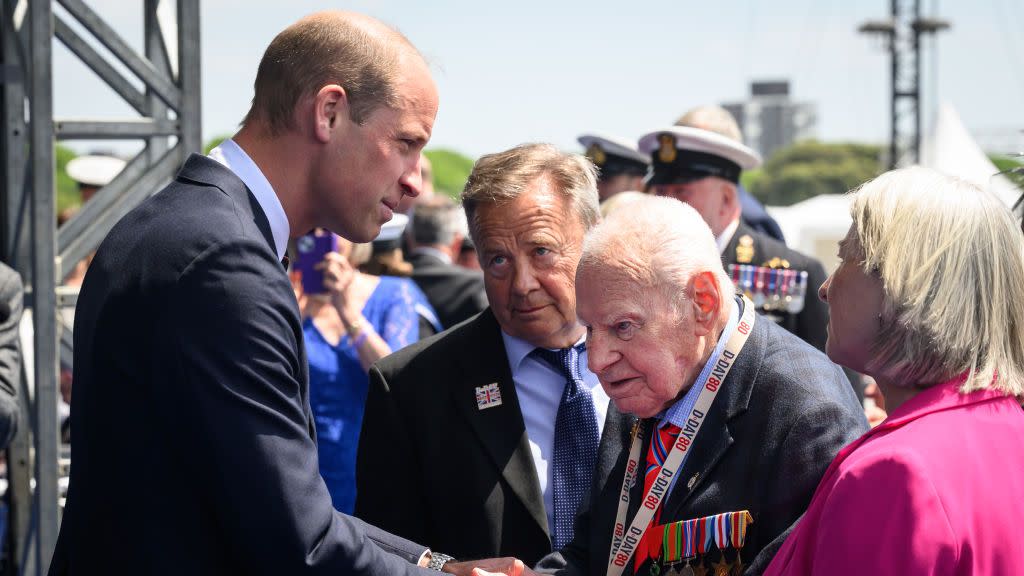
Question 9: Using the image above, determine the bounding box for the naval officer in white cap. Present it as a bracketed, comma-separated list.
[638, 126, 830, 351]
[577, 133, 648, 202]
[65, 153, 127, 203]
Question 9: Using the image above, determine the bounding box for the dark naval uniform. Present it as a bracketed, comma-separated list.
[636, 125, 831, 354]
[722, 221, 829, 351]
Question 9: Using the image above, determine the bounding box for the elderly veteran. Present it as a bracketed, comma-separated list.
[639, 127, 829, 353]
[765, 167, 1024, 575]
[578, 133, 649, 202]
[519, 196, 866, 576]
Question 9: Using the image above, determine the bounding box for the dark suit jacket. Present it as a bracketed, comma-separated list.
[535, 306, 868, 575]
[407, 250, 488, 330]
[723, 222, 830, 352]
[49, 154, 435, 575]
[356, 309, 633, 566]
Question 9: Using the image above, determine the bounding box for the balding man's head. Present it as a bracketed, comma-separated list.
[243, 11, 425, 135]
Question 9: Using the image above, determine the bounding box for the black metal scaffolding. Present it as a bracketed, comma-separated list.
[859, 0, 950, 168]
[0, 1, 200, 572]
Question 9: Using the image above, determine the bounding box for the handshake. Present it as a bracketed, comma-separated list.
[439, 557, 537, 576]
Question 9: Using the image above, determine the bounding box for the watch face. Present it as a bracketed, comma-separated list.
[428, 553, 454, 570]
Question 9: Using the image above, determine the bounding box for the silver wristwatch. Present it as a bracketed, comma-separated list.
[426, 551, 455, 571]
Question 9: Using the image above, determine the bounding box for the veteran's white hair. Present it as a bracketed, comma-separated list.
[579, 195, 734, 318]
[851, 166, 1024, 396]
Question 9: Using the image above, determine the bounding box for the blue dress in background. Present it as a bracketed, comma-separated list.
[304, 276, 440, 513]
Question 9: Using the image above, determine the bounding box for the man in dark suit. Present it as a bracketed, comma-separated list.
[357, 144, 631, 569]
[407, 197, 489, 330]
[49, 11, 466, 575]
[639, 125, 830, 352]
[525, 196, 867, 576]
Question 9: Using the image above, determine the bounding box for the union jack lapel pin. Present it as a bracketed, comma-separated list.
[475, 383, 503, 410]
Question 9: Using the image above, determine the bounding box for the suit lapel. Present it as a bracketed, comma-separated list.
[451, 311, 550, 538]
[595, 406, 636, 496]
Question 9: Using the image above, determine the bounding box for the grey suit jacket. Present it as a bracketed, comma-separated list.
[536, 304, 868, 575]
[49, 154, 434, 575]
[357, 309, 633, 566]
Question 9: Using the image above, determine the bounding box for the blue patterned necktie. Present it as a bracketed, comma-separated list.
[532, 343, 600, 549]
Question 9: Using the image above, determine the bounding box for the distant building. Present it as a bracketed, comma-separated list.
[724, 81, 817, 162]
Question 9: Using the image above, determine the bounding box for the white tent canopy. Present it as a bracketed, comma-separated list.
[766, 102, 1021, 274]
[921, 102, 1020, 207]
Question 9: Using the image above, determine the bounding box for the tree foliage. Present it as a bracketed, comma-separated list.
[425, 148, 474, 201]
[56, 144, 80, 214]
[748, 141, 884, 206]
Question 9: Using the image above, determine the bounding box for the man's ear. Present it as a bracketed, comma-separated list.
[690, 270, 722, 337]
[448, 232, 465, 260]
[720, 181, 741, 223]
[311, 84, 348, 143]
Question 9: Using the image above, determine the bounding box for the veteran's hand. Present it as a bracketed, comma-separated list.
[442, 557, 527, 576]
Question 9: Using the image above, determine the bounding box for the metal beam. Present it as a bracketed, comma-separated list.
[57, 0, 181, 110]
[176, 0, 200, 153]
[53, 13, 149, 116]
[56, 148, 148, 255]
[57, 142, 181, 280]
[1, 2, 34, 572]
[144, 0, 169, 166]
[28, 0, 60, 569]
[55, 118, 180, 139]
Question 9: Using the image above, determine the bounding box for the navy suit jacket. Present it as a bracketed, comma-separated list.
[49, 154, 435, 575]
[535, 304, 868, 575]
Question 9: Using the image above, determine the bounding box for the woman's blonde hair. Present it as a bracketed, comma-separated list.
[850, 166, 1024, 396]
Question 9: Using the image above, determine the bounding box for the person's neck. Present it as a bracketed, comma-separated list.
[874, 376, 921, 413]
[412, 243, 454, 262]
[233, 126, 311, 237]
[537, 324, 586, 350]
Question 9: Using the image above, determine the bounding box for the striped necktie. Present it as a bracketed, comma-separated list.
[635, 422, 682, 573]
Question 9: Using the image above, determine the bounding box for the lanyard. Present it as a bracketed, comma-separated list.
[606, 297, 756, 576]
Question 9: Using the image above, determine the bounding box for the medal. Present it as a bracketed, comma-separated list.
[712, 555, 731, 576]
[692, 558, 708, 576]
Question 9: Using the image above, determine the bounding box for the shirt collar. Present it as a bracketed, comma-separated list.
[716, 217, 741, 254]
[659, 296, 741, 429]
[501, 329, 587, 372]
[208, 138, 290, 260]
[412, 246, 453, 265]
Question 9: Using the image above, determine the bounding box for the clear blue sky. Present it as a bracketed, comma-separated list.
[52, 0, 1024, 159]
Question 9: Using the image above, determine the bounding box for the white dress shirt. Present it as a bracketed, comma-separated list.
[716, 217, 741, 255]
[501, 331, 610, 535]
[208, 139, 290, 260]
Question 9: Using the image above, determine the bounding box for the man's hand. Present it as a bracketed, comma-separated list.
[441, 557, 529, 576]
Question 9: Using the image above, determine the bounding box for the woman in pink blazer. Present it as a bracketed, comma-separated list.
[765, 167, 1024, 575]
